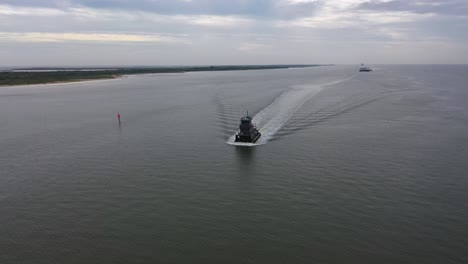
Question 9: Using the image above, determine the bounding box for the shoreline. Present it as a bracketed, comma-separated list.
[0, 74, 122, 88]
[0, 64, 328, 87]
[0, 75, 125, 89]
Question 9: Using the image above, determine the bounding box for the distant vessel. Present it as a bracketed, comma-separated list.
[235, 112, 261, 143]
[359, 64, 372, 72]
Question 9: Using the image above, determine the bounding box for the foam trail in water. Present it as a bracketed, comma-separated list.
[227, 78, 350, 146]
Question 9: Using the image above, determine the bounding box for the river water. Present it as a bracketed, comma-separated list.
[0, 65, 467, 263]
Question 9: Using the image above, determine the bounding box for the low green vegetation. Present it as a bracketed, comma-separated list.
[0, 65, 327, 86]
[0, 71, 118, 86]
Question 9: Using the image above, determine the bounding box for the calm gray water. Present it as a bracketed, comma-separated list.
[1, 65, 467, 263]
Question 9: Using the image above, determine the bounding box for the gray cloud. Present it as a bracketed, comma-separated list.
[0, 0, 320, 18]
[0, 0, 468, 65]
[3, 0, 468, 17]
[357, 0, 468, 16]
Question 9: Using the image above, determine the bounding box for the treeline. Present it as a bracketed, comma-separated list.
[0, 65, 326, 86]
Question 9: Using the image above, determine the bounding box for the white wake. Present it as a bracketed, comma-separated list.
[227, 78, 350, 146]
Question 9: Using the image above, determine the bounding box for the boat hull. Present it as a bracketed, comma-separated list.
[235, 132, 261, 143]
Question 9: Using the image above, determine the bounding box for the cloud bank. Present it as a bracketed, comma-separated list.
[0, 0, 467, 65]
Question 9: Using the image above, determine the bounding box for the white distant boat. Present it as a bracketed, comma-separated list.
[359, 64, 372, 72]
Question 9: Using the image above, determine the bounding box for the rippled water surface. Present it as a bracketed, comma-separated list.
[1, 65, 467, 263]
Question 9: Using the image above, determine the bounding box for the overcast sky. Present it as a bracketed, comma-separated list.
[1, 0, 467, 66]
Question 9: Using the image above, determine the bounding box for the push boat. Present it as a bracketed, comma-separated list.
[359, 64, 372, 72]
[235, 113, 261, 143]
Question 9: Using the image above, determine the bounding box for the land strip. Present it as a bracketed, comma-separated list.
[0, 65, 329, 86]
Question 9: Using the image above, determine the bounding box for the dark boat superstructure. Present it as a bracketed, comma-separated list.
[235, 113, 261, 143]
[359, 64, 372, 72]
